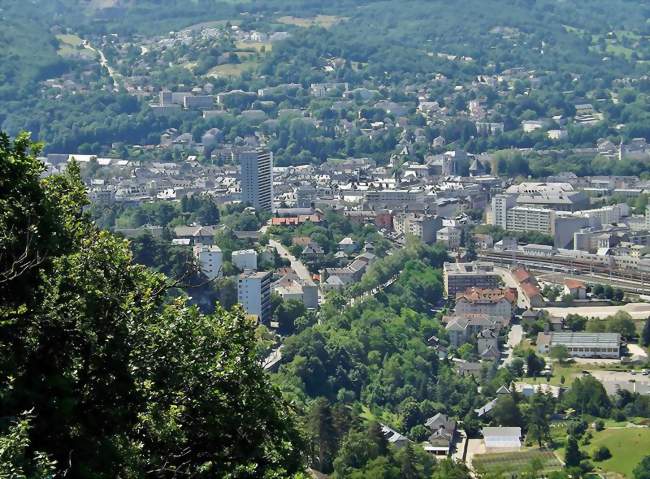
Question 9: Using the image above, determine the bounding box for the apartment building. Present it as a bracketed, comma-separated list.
[238, 271, 272, 323]
[443, 261, 500, 297]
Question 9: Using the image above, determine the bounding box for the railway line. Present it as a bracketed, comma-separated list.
[478, 250, 650, 293]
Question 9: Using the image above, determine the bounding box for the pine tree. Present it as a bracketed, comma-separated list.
[308, 398, 337, 472]
[400, 442, 418, 479]
[565, 435, 581, 467]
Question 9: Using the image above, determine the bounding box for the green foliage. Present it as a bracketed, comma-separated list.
[565, 435, 581, 468]
[593, 445, 612, 461]
[0, 414, 56, 479]
[586, 311, 637, 340]
[491, 395, 524, 427]
[550, 345, 569, 363]
[563, 376, 612, 417]
[641, 318, 650, 348]
[634, 456, 650, 479]
[0, 133, 306, 477]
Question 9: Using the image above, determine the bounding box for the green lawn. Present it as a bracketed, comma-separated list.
[276, 15, 345, 28]
[587, 428, 650, 478]
[473, 449, 562, 477]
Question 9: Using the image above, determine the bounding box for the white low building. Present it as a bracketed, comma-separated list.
[482, 427, 522, 450]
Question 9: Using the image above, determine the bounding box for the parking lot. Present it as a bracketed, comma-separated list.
[589, 370, 650, 395]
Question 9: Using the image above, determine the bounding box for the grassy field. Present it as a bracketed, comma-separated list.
[473, 449, 563, 477]
[208, 60, 257, 78]
[587, 428, 650, 478]
[236, 41, 272, 52]
[276, 15, 345, 28]
[56, 33, 95, 59]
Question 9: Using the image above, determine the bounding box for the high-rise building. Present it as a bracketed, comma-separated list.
[491, 194, 517, 229]
[237, 270, 272, 323]
[239, 150, 273, 212]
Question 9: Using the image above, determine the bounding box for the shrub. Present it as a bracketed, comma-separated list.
[593, 446, 612, 461]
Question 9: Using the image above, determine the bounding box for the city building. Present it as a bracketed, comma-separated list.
[436, 225, 462, 248]
[505, 206, 555, 235]
[536, 332, 621, 358]
[232, 249, 258, 271]
[443, 261, 500, 297]
[193, 244, 223, 280]
[238, 270, 272, 323]
[491, 194, 517, 229]
[454, 287, 517, 321]
[394, 213, 443, 243]
[239, 150, 273, 212]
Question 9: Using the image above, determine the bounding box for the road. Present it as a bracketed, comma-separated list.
[82, 40, 121, 89]
[347, 273, 400, 307]
[494, 267, 528, 309]
[501, 324, 523, 368]
[269, 238, 312, 284]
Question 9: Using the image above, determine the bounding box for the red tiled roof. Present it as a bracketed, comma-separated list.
[455, 287, 518, 305]
[564, 279, 586, 289]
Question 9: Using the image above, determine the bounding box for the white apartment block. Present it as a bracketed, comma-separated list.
[193, 244, 223, 280]
[491, 194, 517, 229]
[238, 271, 272, 323]
[505, 206, 555, 235]
[232, 249, 258, 271]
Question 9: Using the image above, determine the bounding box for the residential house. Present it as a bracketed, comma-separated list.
[424, 413, 457, 456]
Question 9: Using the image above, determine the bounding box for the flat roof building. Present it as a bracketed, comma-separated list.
[443, 261, 500, 297]
[238, 270, 272, 323]
[536, 332, 621, 358]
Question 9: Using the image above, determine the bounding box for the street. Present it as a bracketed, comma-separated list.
[501, 324, 523, 368]
[494, 267, 528, 309]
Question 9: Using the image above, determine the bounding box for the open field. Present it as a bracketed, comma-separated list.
[588, 428, 650, 478]
[56, 33, 95, 59]
[208, 60, 257, 77]
[276, 15, 345, 28]
[473, 449, 562, 477]
[236, 41, 272, 52]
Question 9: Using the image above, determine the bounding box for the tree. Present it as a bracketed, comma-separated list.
[563, 376, 611, 417]
[550, 345, 569, 364]
[0, 133, 306, 477]
[492, 395, 523, 427]
[526, 350, 546, 377]
[523, 393, 553, 447]
[274, 298, 308, 335]
[308, 398, 338, 473]
[399, 442, 418, 479]
[634, 455, 650, 479]
[641, 318, 650, 347]
[0, 414, 56, 478]
[565, 435, 581, 468]
[593, 446, 611, 461]
[565, 314, 587, 332]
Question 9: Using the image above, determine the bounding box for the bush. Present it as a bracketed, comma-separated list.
[612, 409, 627, 422]
[594, 420, 605, 431]
[593, 446, 612, 461]
[567, 420, 588, 438]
